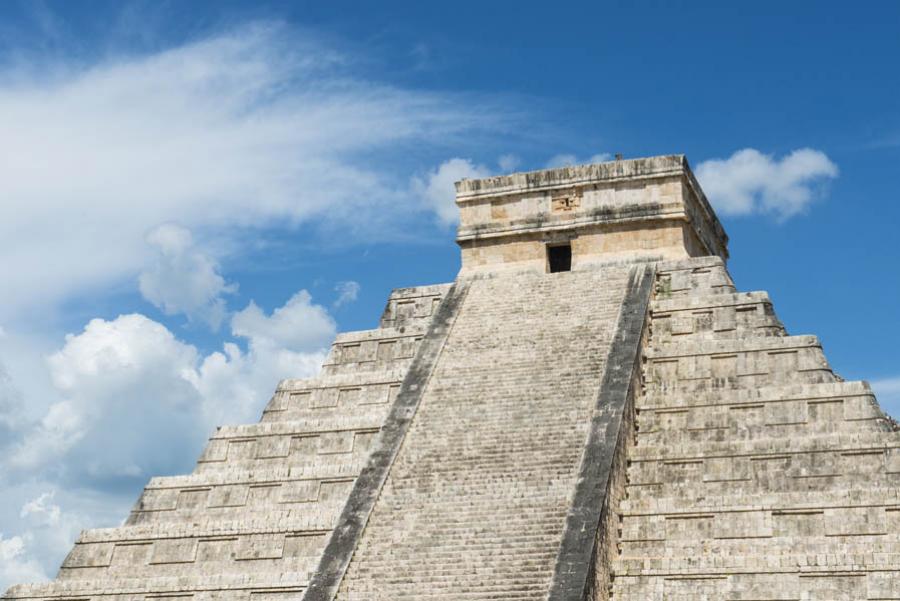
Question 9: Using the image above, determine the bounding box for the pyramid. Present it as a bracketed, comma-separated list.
[5, 155, 899, 601]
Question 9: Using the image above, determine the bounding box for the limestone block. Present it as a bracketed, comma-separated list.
[149, 539, 198, 565]
[247, 485, 280, 505]
[317, 432, 355, 455]
[772, 509, 825, 537]
[886, 448, 900, 473]
[808, 398, 845, 423]
[703, 456, 750, 482]
[226, 439, 257, 461]
[137, 488, 179, 512]
[802, 573, 867, 600]
[255, 436, 291, 459]
[317, 480, 352, 502]
[766, 400, 808, 426]
[621, 515, 665, 542]
[283, 533, 327, 558]
[62, 543, 115, 568]
[728, 573, 800, 600]
[824, 507, 887, 536]
[110, 542, 153, 567]
[198, 440, 228, 463]
[664, 576, 727, 598]
[713, 510, 773, 539]
[664, 513, 714, 540]
[312, 388, 338, 408]
[287, 391, 311, 409]
[235, 534, 285, 561]
[196, 538, 235, 562]
[868, 570, 900, 598]
[208, 485, 249, 508]
[279, 481, 319, 504]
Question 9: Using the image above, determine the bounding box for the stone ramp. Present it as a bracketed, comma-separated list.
[333, 265, 638, 600]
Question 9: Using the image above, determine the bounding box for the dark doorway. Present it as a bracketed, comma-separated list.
[547, 244, 572, 273]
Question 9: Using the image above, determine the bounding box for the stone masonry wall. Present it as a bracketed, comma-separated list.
[609, 257, 900, 601]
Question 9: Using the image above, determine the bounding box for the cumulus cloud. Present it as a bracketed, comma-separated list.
[545, 153, 612, 168]
[197, 293, 333, 427]
[871, 377, 900, 418]
[0, 534, 47, 584]
[8, 314, 204, 480]
[138, 224, 236, 329]
[232, 290, 335, 352]
[695, 148, 838, 220]
[0, 287, 335, 586]
[333, 281, 361, 308]
[0, 22, 508, 322]
[7, 289, 333, 485]
[413, 158, 491, 225]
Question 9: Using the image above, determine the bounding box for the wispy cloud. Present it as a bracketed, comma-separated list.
[333, 281, 361, 308]
[696, 148, 838, 220]
[0, 22, 510, 322]
[138, 224, 236, 329]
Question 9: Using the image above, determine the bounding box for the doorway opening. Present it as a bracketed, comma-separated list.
[547, 244, 572, 273]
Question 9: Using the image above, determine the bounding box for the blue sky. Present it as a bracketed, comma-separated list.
[0, 0, 898, 586]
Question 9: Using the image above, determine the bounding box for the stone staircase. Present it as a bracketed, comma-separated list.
[335, 265, 634, 600]
[609, 256, 900, 601]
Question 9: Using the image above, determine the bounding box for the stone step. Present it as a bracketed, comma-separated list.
[637, 380, 876, 410]
[628, 429, 900, 460]
[620, 485, 900, 514]
[4, 571, 310, 599]
[650, 290, 786, 343]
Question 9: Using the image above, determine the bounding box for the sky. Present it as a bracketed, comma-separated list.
[0, 0, 899, 587]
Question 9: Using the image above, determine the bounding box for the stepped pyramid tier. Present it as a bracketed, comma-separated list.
[5, 154, 898, 601]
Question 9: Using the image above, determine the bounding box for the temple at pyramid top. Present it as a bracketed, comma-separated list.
[5, 154, 898, 601]
[454, 154, 728, 273]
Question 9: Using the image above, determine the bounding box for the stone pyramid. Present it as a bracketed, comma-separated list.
[5, 155, 899, 601]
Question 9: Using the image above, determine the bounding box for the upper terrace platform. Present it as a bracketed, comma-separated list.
[454, 154, 728, 273]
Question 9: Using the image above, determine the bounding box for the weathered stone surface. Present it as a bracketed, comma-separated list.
[608, 257, 900, 601]
[4, 155, 898, 601]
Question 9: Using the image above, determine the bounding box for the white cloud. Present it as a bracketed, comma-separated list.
[0, 22, 507, 322]
[0, 534, 47, 584]
[695, 148, 838, 220]
[871, 377, 900, 419]
[232, 290, 335, 352]
[138, 224, 236, 329]
[20, 493, 61, 527]
[0, 361, 23, 432]
[413, 158, 491, 225]
[333, 280, 361, 308]
[497, 154, 520, 172]
[9, 314, 204, 477]
[8, 289, 333, 482]
[545, 152, 612, 169]
[0, 487, 95, 590]
[0, 288, 334, 588]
